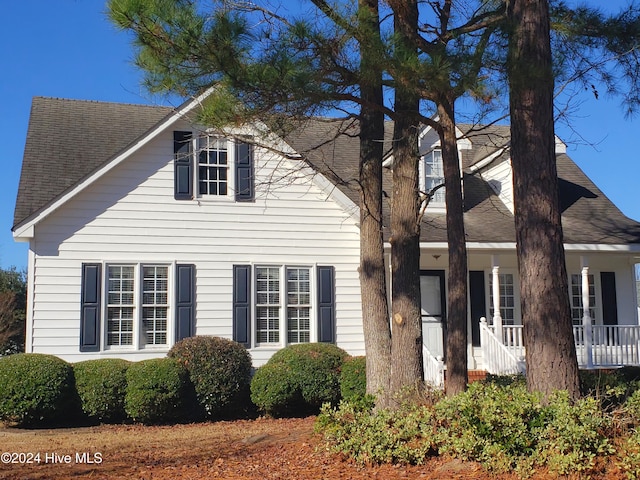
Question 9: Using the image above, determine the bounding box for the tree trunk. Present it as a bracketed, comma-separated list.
[357, 0, 392, 408]
[389, 0, 424, 400]
[437, 97, 469, 396]
[507, 0, 580, 400]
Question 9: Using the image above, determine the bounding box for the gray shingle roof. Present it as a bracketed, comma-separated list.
[13, 97, 173, 229]
[14, 97, 640, 246]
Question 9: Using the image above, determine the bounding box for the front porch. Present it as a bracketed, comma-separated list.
[424, 320, 640, 388]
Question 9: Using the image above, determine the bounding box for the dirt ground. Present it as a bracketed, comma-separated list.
[0, 416, 625, 479]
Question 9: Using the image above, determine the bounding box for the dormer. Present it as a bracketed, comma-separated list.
[417, 124, 472, 212]
[469, 135, 568, 214]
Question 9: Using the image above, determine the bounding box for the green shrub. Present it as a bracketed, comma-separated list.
[317, 400, 435, 464]
[339, 356, 366, 402]
[534, 391, 613, 476]
[318, 380, 616, 477]
[618, 429, 640, 480]
[251, 343, 348, 416]
[168, 336, 252, 418]
[433, 380, 545, 474]
[74, 359, 130, 423]
[124, 357, 190, 424]
[0, 353, 76, 426]
[580, 369, 640, 409]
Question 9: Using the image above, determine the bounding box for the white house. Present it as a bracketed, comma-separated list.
[12, 95, 640, 384]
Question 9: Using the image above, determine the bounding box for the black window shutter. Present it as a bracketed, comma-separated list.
[600, 272, 619, 326]
[469, 271, 486, 347]
[233, 265, 252, 348]
[174, 131, 193, 200]
[317, 266, 336, 343]
[235, 142, 254, 202]
[175, 264, 196, 341]
[80, 263, 102, 352]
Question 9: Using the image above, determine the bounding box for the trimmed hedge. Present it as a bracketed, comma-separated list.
[74, 358, 130, 423]
[251, 343, 348, 417]
[0, 353, 76, 426]
[168, 336, 252, 418]
[124, 357, 190, 424]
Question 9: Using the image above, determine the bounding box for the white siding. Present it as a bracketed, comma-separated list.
[29, 128, 364, 364]
[483, 159, 514, 213]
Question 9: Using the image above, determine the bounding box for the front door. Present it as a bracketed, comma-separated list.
[421, 270, 446, 358]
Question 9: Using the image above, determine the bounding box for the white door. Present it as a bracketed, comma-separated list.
[421, 271, 445, 358]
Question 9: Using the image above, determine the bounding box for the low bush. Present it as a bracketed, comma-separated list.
[580, 369, 640, 408]
[318, 378, 615, 477]
[251, 343, 348, 416]
[433, 380, 545, 474]
[318, 400, 434, 464]
[168, 336, 252, 418]
[74, 359, 130, 423]
[0, 353, 76, 426]
[124, 357, 190, 424]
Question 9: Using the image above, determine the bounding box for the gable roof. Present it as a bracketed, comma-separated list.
[13, 97, 640, 246]
[13, 97, 174, 230]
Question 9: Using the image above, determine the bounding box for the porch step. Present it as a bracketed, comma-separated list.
[468, 370, 488, 383]
[442, 370, 488, 384]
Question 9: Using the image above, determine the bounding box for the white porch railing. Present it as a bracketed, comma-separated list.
[480, 320, 640, 372]
[479, 317, 525, 375]
[573, 325, 640, 368]
[423, 345, 445, 388]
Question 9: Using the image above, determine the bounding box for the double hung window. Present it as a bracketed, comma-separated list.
[255, 266, 311, 346]
[489, 272, 516, 325]
[198, 137, 228, 196]
[106, 264, 169, 348]
[425, 149, 445, 204]
[570, 274, 596, 325]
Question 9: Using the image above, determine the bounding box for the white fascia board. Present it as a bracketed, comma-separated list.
[395, 241, 640, 253]
[564, 243, 640, 252]
[12, 224, 34, 242]
[311, 171, 360, 223]
[13, 89, 214, 236]
[469, 146, 509, 173]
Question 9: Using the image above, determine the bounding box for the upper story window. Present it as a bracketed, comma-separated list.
[198, 137, 228, 196]
[425, 149, 445, 204]
[173, 131, 254, 202]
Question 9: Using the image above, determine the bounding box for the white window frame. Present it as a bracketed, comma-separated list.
[570, 273, 598, 326]
[253, 265, 315, 348]
[194, 135, 235, 201]
[103, 263, 173, 351]
[487, 269, 521, 326]
[424, 148, 445, 206]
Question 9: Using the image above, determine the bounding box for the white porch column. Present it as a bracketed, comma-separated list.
[492, 255, 503, 344]
[581, 256, 593, 369]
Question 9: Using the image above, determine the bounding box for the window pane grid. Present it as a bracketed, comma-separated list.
[425, 149, 445, 204]
[489, 273, 516, 324]
[142, 266, 169, 345]
[198, 137, 228, 196]
[286, 267, 311, 343]
[256, 267, 280, 344]
[571, 274, 596, 326]
[107, 266, 135, 346]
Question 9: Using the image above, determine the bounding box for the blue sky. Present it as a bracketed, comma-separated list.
[2, 0, 640, 272]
